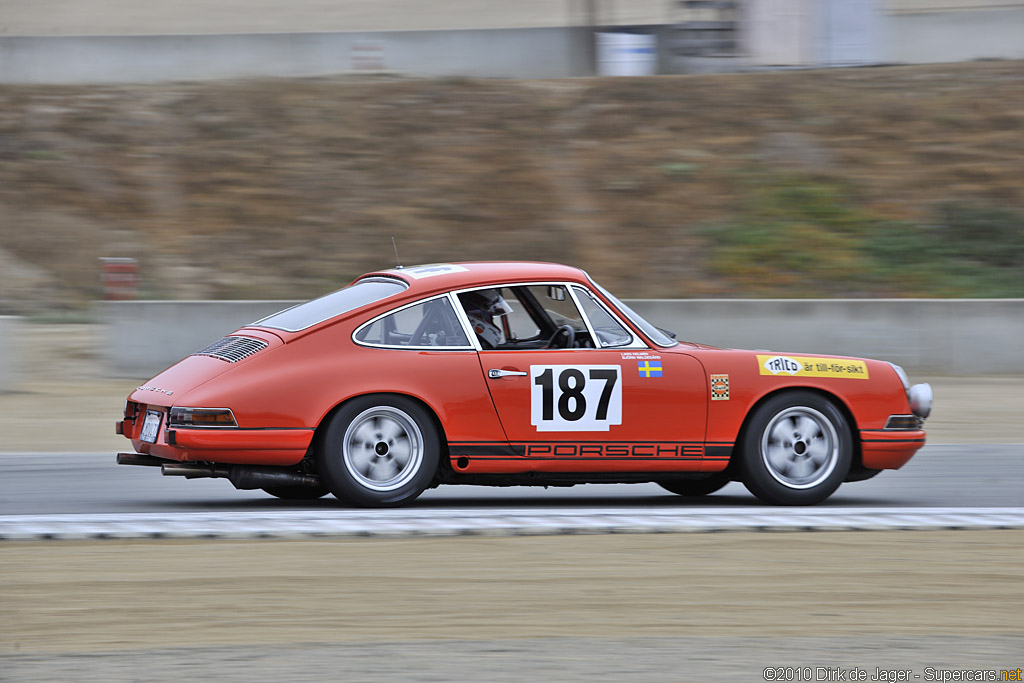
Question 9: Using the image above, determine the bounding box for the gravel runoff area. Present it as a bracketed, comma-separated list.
[5, 636, 1023, 683]
[2, 532, 1022, 680]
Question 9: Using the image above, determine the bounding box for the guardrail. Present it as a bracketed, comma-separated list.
[94, 299, 1024, 377]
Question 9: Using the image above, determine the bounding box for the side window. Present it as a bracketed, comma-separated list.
[458, 284, 596, 350]
[503, 290, 542, 341]
[355, 297, 470, 348]
[459, 288, 521, 349]
[524, 285, 586, 331]
[572, 286, 633, 348]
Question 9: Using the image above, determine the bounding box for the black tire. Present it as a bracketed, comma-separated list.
[658, 477, 729, 497]
[740, 391, 852, 505]
[261, 484, 330, 500]
[317, 395, 440, 507]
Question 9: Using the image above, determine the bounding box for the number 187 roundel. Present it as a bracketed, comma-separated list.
[116, 261, 932, 506]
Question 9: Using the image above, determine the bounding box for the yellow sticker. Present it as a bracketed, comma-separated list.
[757, 355, 869, 380]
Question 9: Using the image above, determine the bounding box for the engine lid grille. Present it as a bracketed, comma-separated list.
[193, 336, 268, 363]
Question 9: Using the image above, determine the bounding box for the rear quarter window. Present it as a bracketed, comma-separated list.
[355, 296, 471, 348]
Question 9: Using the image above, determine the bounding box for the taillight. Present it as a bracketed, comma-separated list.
[168, 407, 238, 428]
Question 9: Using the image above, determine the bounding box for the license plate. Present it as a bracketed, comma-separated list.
[140, 410, 163, 444]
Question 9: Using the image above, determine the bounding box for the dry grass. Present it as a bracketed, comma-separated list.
[1, 62, 1023, 312]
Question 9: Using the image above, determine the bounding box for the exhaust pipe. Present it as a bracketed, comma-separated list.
[161, 462, 321, 490]
[162, 462, 230, 479]
[226, 467, 321, 490]
[117, 452, 166, 467]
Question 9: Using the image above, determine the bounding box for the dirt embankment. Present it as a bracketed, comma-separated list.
[1, 61, 1023, 313]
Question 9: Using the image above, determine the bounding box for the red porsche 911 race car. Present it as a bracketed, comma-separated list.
[116, 261, 932, 506]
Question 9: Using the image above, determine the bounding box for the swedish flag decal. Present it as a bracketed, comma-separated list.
[637, 360, 663, 378]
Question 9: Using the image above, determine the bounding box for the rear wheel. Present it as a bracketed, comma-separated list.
[740, 391, 852, 505]
[317, 395, 440, 507]
[658, 477, 729, 497]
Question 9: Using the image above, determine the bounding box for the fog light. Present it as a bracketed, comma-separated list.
[169, 407, 237, 428]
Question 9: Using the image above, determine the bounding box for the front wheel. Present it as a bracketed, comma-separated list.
[317, 395, 440, 507]
[740, 391, 852, 505]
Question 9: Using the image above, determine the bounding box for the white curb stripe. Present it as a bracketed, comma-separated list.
[1, 507, 1023, 540]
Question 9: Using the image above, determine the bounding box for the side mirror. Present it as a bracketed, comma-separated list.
[547, 286, 566, 302]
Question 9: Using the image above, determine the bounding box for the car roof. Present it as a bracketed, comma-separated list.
[360, 261, 591, 295]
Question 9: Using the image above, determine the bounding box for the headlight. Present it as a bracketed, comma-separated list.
[908, 384, 933, 419]
[888, 363, 910, 392]
[169, 407, 237, 428]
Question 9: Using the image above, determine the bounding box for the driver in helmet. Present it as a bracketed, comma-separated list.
[460, 289, 514, 349]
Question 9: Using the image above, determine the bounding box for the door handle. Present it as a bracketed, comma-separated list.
[488, 369, 527, 379]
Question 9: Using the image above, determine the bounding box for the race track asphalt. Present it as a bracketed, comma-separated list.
[1, 445, 1021, 517]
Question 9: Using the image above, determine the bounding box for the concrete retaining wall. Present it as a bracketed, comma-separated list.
[628, 299, 1024, 376]
[881, 8, 1024, 64]
[0, 317, 22, 392]
[96, 300, 299, 378]
[95, 299, 1024, 377]
[0, 27, 593, 84]
[2, 9, 1023, 83]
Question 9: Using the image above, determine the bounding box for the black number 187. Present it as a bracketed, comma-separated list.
[535, 368, 618, 422]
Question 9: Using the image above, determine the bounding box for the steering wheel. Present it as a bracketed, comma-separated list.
[545, 325, 576, 349]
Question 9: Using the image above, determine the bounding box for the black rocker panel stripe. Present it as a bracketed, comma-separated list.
[449, 441, 736, 461]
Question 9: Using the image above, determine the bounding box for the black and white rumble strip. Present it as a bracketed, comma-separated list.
[1, 507, 1023, 541]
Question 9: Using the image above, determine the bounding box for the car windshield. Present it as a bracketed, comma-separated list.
[589, 279, 677, 348]
[254, 277, 408, 332]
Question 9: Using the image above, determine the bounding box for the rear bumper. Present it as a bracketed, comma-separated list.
[859, 429, 926, 470]
[131, 428, 314, 466]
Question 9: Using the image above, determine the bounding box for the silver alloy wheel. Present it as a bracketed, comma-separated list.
[760, 406, 839, 489]
[342, 406, 424, 492]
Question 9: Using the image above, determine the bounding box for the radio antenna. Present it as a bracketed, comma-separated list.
[391, 236, 403, 269]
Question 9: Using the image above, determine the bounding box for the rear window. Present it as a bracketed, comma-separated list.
[253, 277, 408, 332]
